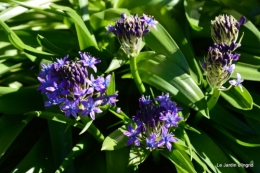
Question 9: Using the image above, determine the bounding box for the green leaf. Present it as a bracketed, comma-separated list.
[101, 126, 128, 150]
[233, 104, 260, 121]
[211, 103, 255, 136]
[0, 86, 44, 114]
[24, 111, 84, 129]
[56, 134, 95, 173]
[106, 147, 133, 173]
[106, 72, 116, 95]
[37, 34, 68, 55]
[223, 137, 260, 172]
[0, 20, 53, 62]
[184, 0, 204, 31]
[12, 132, 55, 172]
[220, 86, 253, 110]
[187, 129, 239, 173]
[90, 8, 130, 30]
[0, 114, 29, 159]
[50, 3, 98, 50]
[160, 148, 196, 173]
[79, 120, 93, 135]
[129, 146, 150, 166]
[137, 53, 208, 117]
[115, 0, 171, 9]
[231, 62, 260, 81]
[0, 0, 52, 21]
[144, 23, 190, 74]
[207, 89, 220, 111]
[210, 122, 260, 147]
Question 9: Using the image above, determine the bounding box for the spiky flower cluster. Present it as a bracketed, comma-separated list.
[123, 93, 183, 151]
[202, 14, 246, 91]
[37, 52, 118, 119]
[107, 13, 158, 57]
[211, 14, 246, 46]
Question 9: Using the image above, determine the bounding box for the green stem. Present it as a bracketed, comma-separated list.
[80, 116, 104, 144]
[152, 149, 160, 164]
[207, 88, 221, 111]
[130, 55, 146, 94]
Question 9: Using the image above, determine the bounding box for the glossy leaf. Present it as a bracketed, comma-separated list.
[211, 103, 255, 136]
[184, 0, 204, 31]
[90, 8, 130, 30]
[129, 146, 150, 166]
[56, 134, 95, 173]
[0, 114, 29, 159]
[231, 62, 260, 81]
[106, 147, 133, 173]
[0, 86, 44, 114]
[50, 4, 98, 50]
[144, 23, 190, 74]
[220, 86, 253, 110]
[115, 0, 171, 9]
[137, 53, 208, 117]
[37, 34, 68, 55]
[24, 111, 84, 129]
[160, 148, 196, 173]
[187, 129, 240, 173]
[12, 132, 54, 172]
[101, 126, 128, 150]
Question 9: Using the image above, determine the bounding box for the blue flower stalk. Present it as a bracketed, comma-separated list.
[107, 13, 158, 94]
[123, 93, 183, 151]
[37, 52, 118, 119]
[202, 14, 246, 91]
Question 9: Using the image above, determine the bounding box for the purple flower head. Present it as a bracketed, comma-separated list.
[107, 13, 158, 56]
[81, 97, 102, 120]
[78, 52, 101, 72]
[229, 73, 244, 92]
[146, 133, 158, 149]
[60, 100, 81, 118]
[54, 55, 68, 69]
[38, 63, 54, 78]
[37, 52, 118, 119]
[158, 127, 178, 151]
[124, 124, 141, 146]
[202, 43, 241, 90]
[123, 93, 181, 151]
[211, 14, 246, 46]
[160, 110, 183, 128]
[141, 14, 158, 31]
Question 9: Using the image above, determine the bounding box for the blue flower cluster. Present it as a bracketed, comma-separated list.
[37, 52, 118, 119]
[202, 14, 246, 91]
[123, 93, 183, 151]
[107, 13, 158, 56]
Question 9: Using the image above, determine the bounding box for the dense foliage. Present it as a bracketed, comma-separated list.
[0, 0, 260, 172]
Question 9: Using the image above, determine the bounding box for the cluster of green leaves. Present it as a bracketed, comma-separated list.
[0, 0, 260, 172]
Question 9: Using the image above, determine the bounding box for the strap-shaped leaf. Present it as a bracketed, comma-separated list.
[115, 0, 171, 9]
[160, 148, 196, 173]
[144, 23, 190, 74]
[220, 86, 253, 110]
[187, 129, 240, 173]
[0, 86, 43, 114]
[137, 52, 208, 117]
[231, 62, 260, 81]
[0, 114, 29, 159]
[184, 0, 204, 31]
[101, 126, 128, 151]
[50, 4, 98, 50]
[128, 146, 150, 166]
[11, 132, 54, 172]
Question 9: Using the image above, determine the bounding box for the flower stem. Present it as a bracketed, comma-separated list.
[130, 55, 146, 94]
[152, 149, 160, 164]
[80, 116, 104, 144]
